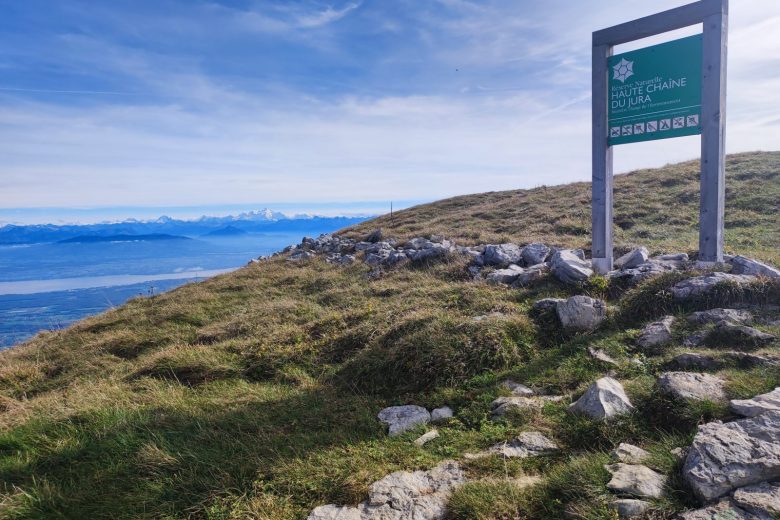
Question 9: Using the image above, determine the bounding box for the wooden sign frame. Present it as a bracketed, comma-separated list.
[591, 0, 728, 273]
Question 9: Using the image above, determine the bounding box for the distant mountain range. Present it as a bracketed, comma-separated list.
[0, 209, 373, 245]
[58, 234, 191, 244]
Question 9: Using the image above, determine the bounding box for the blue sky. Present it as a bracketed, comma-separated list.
[1, 0, 779, 215]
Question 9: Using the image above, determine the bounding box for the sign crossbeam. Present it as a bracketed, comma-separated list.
[591, 0, 728, 273]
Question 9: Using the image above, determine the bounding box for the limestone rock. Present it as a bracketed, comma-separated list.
[569, 377, 634, 420]
[431, 406, 454, 422]
[532, 297, 564, 312]
[657, 372, 727, 402]
[615, 247, 650, 269]
[483, 244, 523, 267]
[550, 249, 593, 284]
[609, 499, 651, 518]
[669, 352, 722, 371]
[683, 330, 708, 348]
[521, 243, 551, 266]
[488, 431, 560, 459]
[658, 253, 689, 262]
[683, 411, 780, 501]
[731, 256, 780, 279]
[308, 504, 363, 520]
[414, 430, 439, 447]
[556, 295, 607, 331]
[733, 481, 780, 517]
[636, 316, 675, 350]
[490, 395, 563, 419]
[510, 263, 549, 287]
[612, 443, 650, 464]
[363, 460, 466, 519]
[678, 499, 762, 520]
[730, 388, 780, 418]
[377, 405, 431, 436]
[501, 380, 534, 396]
[671, 272, 756, 300]
[486, 265, 524, 285]
[609, 259, 679, 286]
[708, 321, 776, 350]
[588, 347, 619, 366]
[604, 463, 666, 499]
[688, 308, 753, 325]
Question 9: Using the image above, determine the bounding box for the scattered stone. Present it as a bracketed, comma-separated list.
[568, 377, 634, 420]
[615, 247, 650, 269]
[483, 244, 523, 267]
[683, 330, 709, 348]
[486, 265, 524, 285]
[657, 372, 727, 402]
[609, 499, 651, 519]
[431, 406, 454, 422]
[488, 431, 560, 459]
[658, 253, 689, 262]
[289, 250, 316, 261]
[683, 411, 780, 501]
[671, 447, 688, 461]
[636, 316, 675, 350]
[510, 263, 548, 287]
[521, 243, 551, 266]
[556, 295, 607, 331]
[588, 347, 619, 366]
[731, 256, 780, 280]
[532, 298, 564, 312]
[688, 308, 753, 325]
[730, 388, 780, 418]
[609, 260, 680, 286]
[604, 463, 666, 499]
[708, 321, 776, 349]
[678, 499, 759, 520]
[669, 352, 722, 371]
[490, 395, 563, 419]
[501, 380, 534, 396]
[414, 430, 439, 447]
[724, 352, 780, 368]
[377, 405, 431, 436]
[550, 249, 593, 284]
[612, 443, 650, 464]
[671, 272, 756, 300]
[307, 460, 466, 520]
[733, 481, 780, 517]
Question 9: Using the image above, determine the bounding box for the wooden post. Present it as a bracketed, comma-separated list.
[592, 42, 614, 274]
[592, 0, 728, 270]
[699, 0, 728, 262]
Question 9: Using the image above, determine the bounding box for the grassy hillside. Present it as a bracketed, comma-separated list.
[0, 152, 778, 520]
[343, 151, 780, 265]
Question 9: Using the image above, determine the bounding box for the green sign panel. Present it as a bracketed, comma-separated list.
[608, 34, 702, 145]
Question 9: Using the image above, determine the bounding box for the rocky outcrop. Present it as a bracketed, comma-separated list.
[657, 372, 727, 402]
[569, 377, 634, 420]
[604, 463, 666, 498]
[614, 247, 650, 269]
[488, 431, 560, 459]
[490, 395, 563, 419]
[683, 411, 780, 502]
[731, 256, 780, 279]
[671, 272, 756, 300]
[610, 499, 651, 518]
[733, 481, 780, 518]
[678, 499, 763, 520]
[708, 321, 776, 349]
[636, 316, 675, 350]
[730, 388, 780, 418]
[612, 443, 650, 464]
[483, 244, 523, 267]
[486, 265, 524, 285]
[521, 243, 551, 266]
[377, 405, 431, 436]
[556, 296, 607, 331]
[688, 308, 753, 325]
[550, 249, 593, 284]
[307, 461, 466, 520]
[431, 407, 453, 422]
